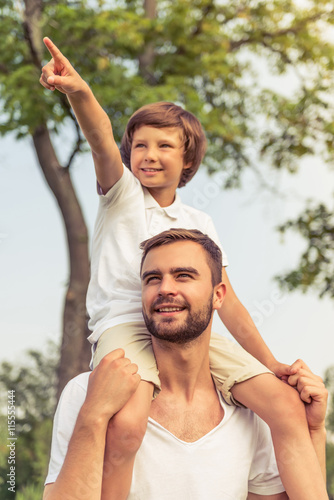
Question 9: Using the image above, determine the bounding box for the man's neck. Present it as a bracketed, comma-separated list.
[150, 328, 224, 442]
[152, 329, 213, 399]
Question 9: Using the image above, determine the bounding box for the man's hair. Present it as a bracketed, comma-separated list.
[140, 228, 222, 286]
[120, 102, 207, 188]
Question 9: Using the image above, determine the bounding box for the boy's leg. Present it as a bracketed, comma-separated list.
[94, 323, 160, 499]
[208, 333, 327, 500]
[102, 380, 154, 500]
[232, 374, 328, 500]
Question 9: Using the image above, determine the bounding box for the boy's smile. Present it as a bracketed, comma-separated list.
[130, 126, 191, 206]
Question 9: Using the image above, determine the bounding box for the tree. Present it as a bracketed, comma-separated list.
[276, 200, 334, 299]
[0, 343, 58, 498]
[1, 0, 334, 393]
[325, 366, 334, 499]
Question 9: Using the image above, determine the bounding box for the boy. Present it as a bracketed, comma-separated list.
[40, 38, 328, 500]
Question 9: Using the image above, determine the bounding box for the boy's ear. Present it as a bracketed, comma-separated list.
[183, 162, 192, 170]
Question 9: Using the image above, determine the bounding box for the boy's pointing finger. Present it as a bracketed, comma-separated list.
[43, 37, 65, 62]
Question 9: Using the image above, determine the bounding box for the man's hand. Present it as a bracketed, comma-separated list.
[84, 349, 141, 424]
[40, 37, 87, 95]
[287, 359, 328, 432]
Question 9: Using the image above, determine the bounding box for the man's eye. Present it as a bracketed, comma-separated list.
[146, 276, 160, 283]
[177, 273, 191, 279]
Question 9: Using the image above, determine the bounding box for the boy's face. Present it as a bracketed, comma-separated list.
[130, 126, 191, 204]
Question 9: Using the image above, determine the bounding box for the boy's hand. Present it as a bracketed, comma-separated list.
[83, 349, 141, 423]
[287, 359, 328, 432]
[40, 37, 87, 95]
[268, 360, 292, 380]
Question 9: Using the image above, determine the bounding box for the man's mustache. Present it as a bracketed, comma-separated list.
[150, 296, 190, 312]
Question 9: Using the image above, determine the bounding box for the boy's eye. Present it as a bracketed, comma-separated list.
[134, 143, 145, 148]
[160, 143, 171, 148]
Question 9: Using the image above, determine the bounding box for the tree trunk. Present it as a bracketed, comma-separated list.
[32, 126, 91, 400]
[138, 0, 157, 84]
[24, 0, 91, 399]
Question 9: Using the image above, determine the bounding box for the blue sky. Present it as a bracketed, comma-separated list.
[1, 127, 333, 377]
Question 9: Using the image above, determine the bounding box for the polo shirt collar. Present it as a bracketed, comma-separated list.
[143, 188, 181, 220]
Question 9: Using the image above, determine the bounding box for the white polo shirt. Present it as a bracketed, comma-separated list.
[87, 165, 228, 344]
[45, 373, 285, 499]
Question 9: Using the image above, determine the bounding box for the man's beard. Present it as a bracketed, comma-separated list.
[142, 294, 213, 345]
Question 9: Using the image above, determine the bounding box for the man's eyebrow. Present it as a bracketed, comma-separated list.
[170, 267, 199, 276]
[141, 269, 162, 281]
[141, 267, 200, 281]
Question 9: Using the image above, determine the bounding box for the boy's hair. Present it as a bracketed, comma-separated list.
[140, 228, 222, 286]
[120, 102, 207, 188]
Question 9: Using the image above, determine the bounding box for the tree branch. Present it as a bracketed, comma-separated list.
[229, 10, 330, 52]
[23, 0, 44, 67]
[0, 63, 9, 75]
[65, 119, 84, 170]
[190, 0, 215, 38]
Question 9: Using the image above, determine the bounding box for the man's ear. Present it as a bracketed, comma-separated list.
[213, 282, 226, 311]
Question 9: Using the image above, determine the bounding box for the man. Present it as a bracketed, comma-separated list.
[43, 229, 328, 499]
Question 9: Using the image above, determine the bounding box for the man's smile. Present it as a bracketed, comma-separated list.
[156, 306, 184, 312]
[155, 306, 186, 315]
[152, 300, 188, 316]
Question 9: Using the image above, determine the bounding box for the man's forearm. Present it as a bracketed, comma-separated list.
[44, 409, 108, 500]
[310, 427, 327, 482]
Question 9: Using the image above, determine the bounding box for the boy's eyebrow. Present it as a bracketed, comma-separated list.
[141, 266, 199, 281]
[132, 138, 146, 144]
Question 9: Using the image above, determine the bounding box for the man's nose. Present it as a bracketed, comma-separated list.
[158, 276, 177, 296]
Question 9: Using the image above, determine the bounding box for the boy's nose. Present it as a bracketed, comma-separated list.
[145, 147, 158, 162]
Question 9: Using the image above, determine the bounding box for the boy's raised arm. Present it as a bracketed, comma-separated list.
[40, 38, 123, 193]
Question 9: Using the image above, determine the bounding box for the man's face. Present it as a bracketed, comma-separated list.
[141, 241, 220, 344]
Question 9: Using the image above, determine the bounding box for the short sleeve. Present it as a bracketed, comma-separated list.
[204, 216, 228, 267]
[45, 373, 90, 485]
[248, 417, 285, 495]
[97, 164, 141, 209]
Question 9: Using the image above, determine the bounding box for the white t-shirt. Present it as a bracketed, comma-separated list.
[45, 373, 285, 499]
[87, 165, 228, 344]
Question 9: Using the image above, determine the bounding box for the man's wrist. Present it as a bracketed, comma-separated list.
[78, 402, 110, 433]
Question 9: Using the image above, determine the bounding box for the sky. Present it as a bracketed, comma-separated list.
[0, 126, 333, 378]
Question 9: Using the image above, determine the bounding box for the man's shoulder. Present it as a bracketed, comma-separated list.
[218, 393, 260, 431]
[61, 372, 90, 399]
